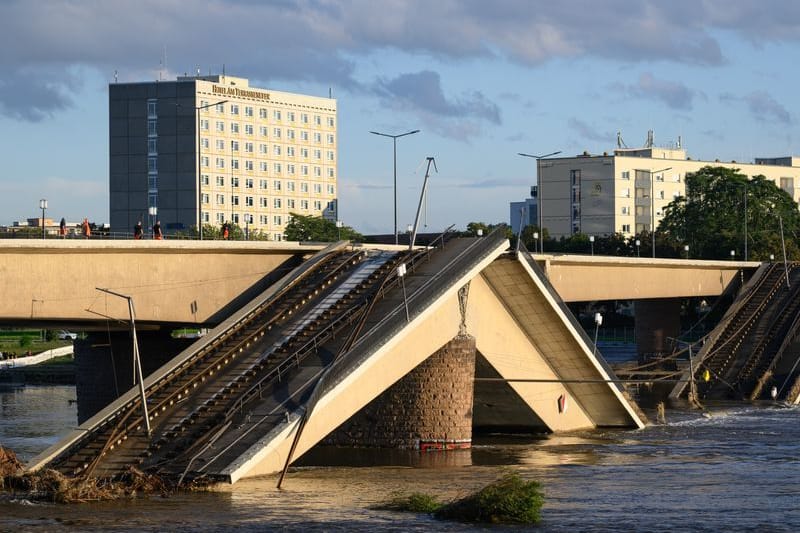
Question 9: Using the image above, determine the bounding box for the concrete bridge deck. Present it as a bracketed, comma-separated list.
[28, 233, 644, 483]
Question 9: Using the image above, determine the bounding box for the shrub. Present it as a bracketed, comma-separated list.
[435, 472, 544, 524]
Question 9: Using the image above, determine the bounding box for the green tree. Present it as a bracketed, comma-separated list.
[284, 213, 363, 242]
[660, 166, 800, 260]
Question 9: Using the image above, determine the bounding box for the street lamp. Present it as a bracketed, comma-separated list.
[533, 231, 539, 252]
[730, 249, 735, 261]
[336, 219, 344, 241]
[592, 312, 603, 357]
[589, 235, 595, 256]
[38, 199, 47, 240]
[148, 206, 157, 238]
[370, 129, 420, 245]
[244, 213, 250, 240]
[180, 99, 228, 240]
[635, 238, 641, 257]
[684, 244, 690, 259]
[518, 150, 562, 253]
[648, 167, 671, 258]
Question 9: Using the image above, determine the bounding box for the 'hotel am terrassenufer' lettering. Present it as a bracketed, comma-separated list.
[212, 84, 270, 101]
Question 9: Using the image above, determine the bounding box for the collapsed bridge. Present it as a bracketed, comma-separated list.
[29, 230, 644, 483]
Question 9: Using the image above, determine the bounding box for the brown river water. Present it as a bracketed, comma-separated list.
[2, 384, 800, 532]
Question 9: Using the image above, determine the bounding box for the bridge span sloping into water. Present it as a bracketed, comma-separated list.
[28, 231, 644, 484]
[670, 261, 800, 404]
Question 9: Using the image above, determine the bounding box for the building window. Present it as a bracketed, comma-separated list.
[300, 199, 309, 210]
[230, 104, 239, 115]
[232, 195, 240, 206]
[622, 224, 631, 233]
[327, 134, 334, 145]
[200, 119, 209, 131]
[301, 113, 309, 124]
[287, 146, 295, 157]
[327, 184, 335, 195]
[216, 139, 224, 150]
[148, 120, 157, 136]
[202, 156, 209, 168]
[314, 132, 321, 143]
[259, 108, 267, 119]
[231, 140, 239, 151]
[314, 166, 321, 177]
[232, 213, 239, 224]
[621, 206, 630, 215]
[781, 177, 794, 194]
[274, 215, 283, 225]
[621, 171, 630, 180]
[148, 157, 157, 172]
[245, 124, 253, 135]
[231, 159, 239, 170]
[202, 193, 209, 204]
[245, 106, 253, 117]
[301, 165, 309, 176]
[313, 183, 322, 194]
[215, 157, 225, 169]
[274, 145, 282, 156]
[216, 102, 225, 113]
[300, 183, 308, 193]
[300, 131, 309, 142]
[201, 174, 210, 186]
[231, 123, 240, 134]
[328, 168, 335, 178]
[274, 198, 282, 208]
[314, 115, 321, 126]
[245, 178, 254, 189]
[326, 150, 334, 161]
[148, 175, 158, 190]
[216, 194, 225, 205]
[200, 138, 209, 149]
[314, 200, 321, 210]
[259, 143, 267, 154]
[259, 179, 268, 190]
[287, 164, 295, 175]
[287, 129, 295, 140]
[274, 163, 282, 174]
[245, 142, 253, 153]
[260, 197, 268, 208]
[288, 111, 295, 122]
[259, 126, 268, 136]
[260, 161, 268, 172]
[327, 117, 335, 127]
[313, 149, 321, 159]
[216, 212, 224, 223]
[203, 212, 210, 223]
[216, 121, 224, 132]
[273, 128, 282, 138]
[273, 110, 282, 121]
[147, 100, 157, 118]
[287, 181, 296, 192]
[148, 139, 157, 155]
[273, 180, 282, 191]
[148, 193, 158, 208]
[245, 160, 254, 171]
[287, 199, 295, 209]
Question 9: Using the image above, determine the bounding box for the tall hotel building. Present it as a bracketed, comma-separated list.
[110, 75, 337, 239]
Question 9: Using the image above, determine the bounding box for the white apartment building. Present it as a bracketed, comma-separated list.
[515, 145, 800, 239]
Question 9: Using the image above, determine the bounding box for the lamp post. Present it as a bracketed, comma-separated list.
[336, 219, 343, 241]
[592, 312, 603, 357]
[369, 129, 420, 245]
[180, 99, 228, 241]
[244, 213, 250, 240]
[533, 231, 539, 252]
[589, 235, 595, 256]
[648, 167, 671, 258]
[730, 249, 735, 261]
[38, 199, 47, 240]
[148, 206, 157, 238]
[518, 150, 562, 253]
[684, 244, 690, 259]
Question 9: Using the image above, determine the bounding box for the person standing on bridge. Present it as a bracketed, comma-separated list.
[81, 218, 91, 239]
[153, 220, 163, 240]
[134, 221, 143, 240]
[222, 221, 230, 240]
[59, 217, 66, 238]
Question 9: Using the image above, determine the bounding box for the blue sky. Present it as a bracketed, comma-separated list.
[1, 1, 800, 234]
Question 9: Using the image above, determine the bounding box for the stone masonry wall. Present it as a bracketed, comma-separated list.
[325, 335, 476, 449]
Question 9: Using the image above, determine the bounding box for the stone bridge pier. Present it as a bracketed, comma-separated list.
[326, 335, 477, 450]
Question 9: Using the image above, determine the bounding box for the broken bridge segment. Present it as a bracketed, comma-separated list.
[218, 238, 644, 483]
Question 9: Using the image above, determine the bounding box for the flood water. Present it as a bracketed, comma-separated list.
[2, 384, 799, 531]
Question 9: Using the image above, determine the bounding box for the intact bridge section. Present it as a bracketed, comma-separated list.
[28, 231, 644, 484]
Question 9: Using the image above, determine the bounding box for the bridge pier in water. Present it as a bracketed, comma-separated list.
[326, 335, 477, 450]
[74, 330, 193, 424]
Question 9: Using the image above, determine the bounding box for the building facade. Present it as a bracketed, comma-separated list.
[513, 146, 800, 239]
[110, 75, 337, 239]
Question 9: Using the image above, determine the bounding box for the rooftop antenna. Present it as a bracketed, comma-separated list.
[196, 65, 201, 77]
[114, 69, 118, 83]
[677, 135, 682, 149]
[645, 129, 654, 148]
[222, 63, 226, 78]
[409, 157, 437, 251]
[617, 131, 628, 149]
[329, 87, 332, 99]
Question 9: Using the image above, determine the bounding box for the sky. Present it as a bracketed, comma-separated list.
[2, 1, 800, 234]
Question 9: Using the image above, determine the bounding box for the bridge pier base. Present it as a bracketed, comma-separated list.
[325, 335, 477, 450]
[75, 330, 193, 424]
[634, 298, 682, 359]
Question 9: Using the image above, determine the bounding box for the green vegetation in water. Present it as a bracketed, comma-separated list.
[375, 471, 544, 525]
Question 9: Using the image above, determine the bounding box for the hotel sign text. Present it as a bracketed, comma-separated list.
[212, 85, 270, 101]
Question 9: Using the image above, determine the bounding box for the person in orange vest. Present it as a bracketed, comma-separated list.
[81, 218, 91, 239]
[153, 220, 163, 240]
[222, 222, 230, 240]
[134, 221, 143, 240]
